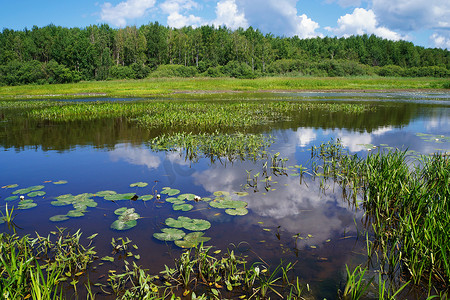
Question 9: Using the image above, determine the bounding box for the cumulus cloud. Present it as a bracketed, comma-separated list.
[213, 0, 248, 30]
[109, 144, 161, 169]
[430, 32, 450, 49]
[160, 0, 202, 28]
[325, 8, 405, 40]
[371, 0, 450, 32]
[100, 0, 156, 27]
[237, 0, 322, 38]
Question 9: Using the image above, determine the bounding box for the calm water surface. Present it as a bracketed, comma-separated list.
[1, 92, 449, 299]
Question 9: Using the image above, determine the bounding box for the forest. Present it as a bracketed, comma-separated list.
[0, 23, 449, 85]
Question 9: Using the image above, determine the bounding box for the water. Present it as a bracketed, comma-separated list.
[0, 92, 449, 299]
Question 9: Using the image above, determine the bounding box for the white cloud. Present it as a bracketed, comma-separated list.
[100, 0, 156, 27]
[430, 32, 450, 49]
[296, 128, 317, 147]
[213, 0, 248, 30]
[160, 0, 202, 28]
[371, 0, 450, 32]
[325, 8, 405, 41]
[238, 0, 322, 38]
[326, 0, 362, 7]
[109, 144, 161, 169]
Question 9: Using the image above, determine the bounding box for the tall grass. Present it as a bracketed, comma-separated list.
[310, 141, 449, 293]
[0, 77, 447, 99]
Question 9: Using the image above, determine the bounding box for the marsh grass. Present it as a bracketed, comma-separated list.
[309, 140, 450, 294]
[150, 131, 274, 162]
[0, 77, 447, 99]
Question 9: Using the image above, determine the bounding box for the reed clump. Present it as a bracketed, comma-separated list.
[150, 131, 274, 162]
[310, 140, 449, 293]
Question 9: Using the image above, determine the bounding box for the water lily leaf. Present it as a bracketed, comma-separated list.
[213, 191, 230, 197]
[27, 191, 46, 197]
[51, 200, 70, 207]
[83, 200, 98, 208]
[49, 215, 69, 222]
[72, 203, 87, 211]
[56, 194, 75, 201]
[183, 219, 211, 231]
[53, 180, 68, 185]
[114, 207, 128, 215]
[173, 203, 193, 212]
[130, 182, 148, 188]
[166, 197, 185, 204]
[139, 195, 154, 201]
[67, 210, 85, 217]
[111, 219, 137, 231]
[174, 232, 211, 248]
[18, 201, 37, 210]
[177, 193, 196, 201]
[234, 192, 249, 197]
[210, 199, 247, 209]
[104, 193, 136, 201]
[5, 196, 18, 201]
[96, 190, 117, 197]
[2, 184, 18, 189]
[161, 188, 181, 196]
[165, 217, 185, 228]
[200, 197, 212, 202]
[153, 228, 186, 241]
[12, 185, 45, 195]
[225, 208, 249, 216]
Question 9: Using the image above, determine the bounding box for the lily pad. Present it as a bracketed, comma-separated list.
[53, 180, 68, 185]
[165, 216, 211, 231]
[177, 193, 196, 201]
[114, 207, 128, 215]
[18, 201, 37, 210]
[12, 185, 45, 195]
[166, 197, 185, 204]
[49, 215, 69, 222]
[225, 208, 249, 216]
[173, 203, 193, 212]
[139, 195, 154, 201]
[161, 188, 181, 196]
[210, 199, 247, 209]
[27, 191, 46, 197]
[67, 210, 85, 217]
[5, 196, 18, 201]
[96, 190, 117, 197]
[104, 193, 136, 201]
[175, 232, 211, 248]
[130, 182, 148, 188]
[111, 219, 137, 231]
[118, 208, 140, 222]
[213, 191, 230, 197]
[153, 228, 186, 241]
[2, 184, 18, 189]
[51, 200, 71, 207]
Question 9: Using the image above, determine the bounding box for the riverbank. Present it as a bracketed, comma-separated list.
[0, 76, 448, 99]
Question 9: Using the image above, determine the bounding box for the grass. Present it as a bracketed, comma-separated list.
[309, 140, 450, 294]
[0, 76, 448, 99]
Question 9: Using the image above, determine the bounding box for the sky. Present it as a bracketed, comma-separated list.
[1, 0, 449, 49]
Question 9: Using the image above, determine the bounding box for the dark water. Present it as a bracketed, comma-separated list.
[0, 92, 449, 299]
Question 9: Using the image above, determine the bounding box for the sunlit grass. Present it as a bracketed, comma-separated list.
[0, 77, 447, 99]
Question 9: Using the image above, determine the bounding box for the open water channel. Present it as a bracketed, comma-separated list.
[0, 92, 449, 299]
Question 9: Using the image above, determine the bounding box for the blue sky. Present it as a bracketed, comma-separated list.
[1, 0, 449, 49]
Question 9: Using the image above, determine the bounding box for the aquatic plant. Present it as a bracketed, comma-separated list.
[111, 208, 140, 231]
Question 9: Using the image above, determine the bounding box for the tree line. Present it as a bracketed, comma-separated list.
[0, 23, 449, 85]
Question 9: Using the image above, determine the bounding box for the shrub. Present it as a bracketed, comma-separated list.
[109, 65, 135, 79]
[150, 64, 198, 78]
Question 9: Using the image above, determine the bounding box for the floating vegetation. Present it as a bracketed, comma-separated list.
[2, 184, 18, 189]
[27, 191, 46, 197]
[160, 187, 180, 196]
[110, 208, 140, 231]
[12, 185, 44, 195]
[95, 190, 117, 197]
[177, 193, 196, 201]
[165, 216, 211, 231]
[17, 199, 37, 210]
[104, 193, 135, 201]
[172, 203, 193, 211]
[50, 193, 97, 221]
[150, 131, 274, 162]
[174, 232, 211, 248]
[153, 228, 186, 242]
[138, 195, 154, 201]
[4, 196, 18, 201]
[49, 214, 70, 222]
[129, 182, 148, 187]
[53, 180, 68, 185]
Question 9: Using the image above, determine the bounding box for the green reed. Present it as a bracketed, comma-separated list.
[13, 99, 372, 130]
[309, 140, 449, 294]
[150, 131, 274, 162]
